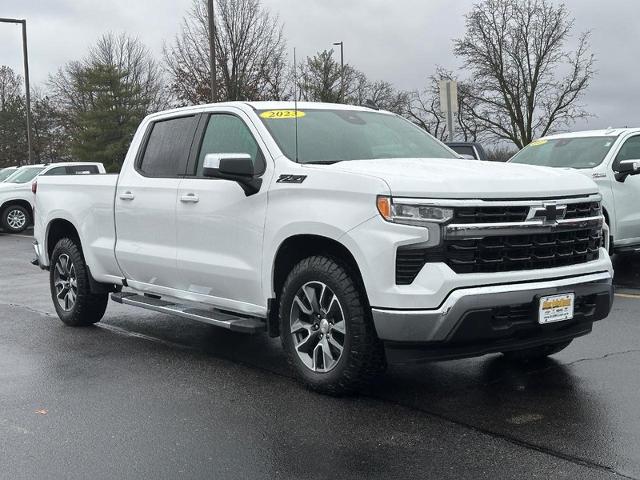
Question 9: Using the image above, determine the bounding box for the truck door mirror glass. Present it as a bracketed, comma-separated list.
[202, 153, 261, 196]
[614, 159, 640, 182]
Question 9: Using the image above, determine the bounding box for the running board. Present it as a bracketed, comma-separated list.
[111, 292, 266, 334]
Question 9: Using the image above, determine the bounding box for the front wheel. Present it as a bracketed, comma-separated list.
[279, 256, 386, 395]
[50, 238, 108, 326]
[502, 340, 572, 362]
[1, 205, 30, 233]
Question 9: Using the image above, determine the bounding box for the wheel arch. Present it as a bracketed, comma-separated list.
[46, 218, 82, 261]
[268, 234, 368, 337]
[1, 198, 32, 220]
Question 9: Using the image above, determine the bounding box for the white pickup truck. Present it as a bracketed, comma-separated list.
[509, 129, 640, 254]
[0, 162, 105, 233]
[33, 102, 613, 394]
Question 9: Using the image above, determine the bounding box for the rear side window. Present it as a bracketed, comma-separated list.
[42, 165, 100, 176]
[68, 165, 100, 175]
[139, 116, 197, 177]
[450, 145, 476, 158]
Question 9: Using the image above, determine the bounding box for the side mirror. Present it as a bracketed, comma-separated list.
[614, 159, 640, 182]
[459, 154, 477, 160]
[202, 153, 262, 196]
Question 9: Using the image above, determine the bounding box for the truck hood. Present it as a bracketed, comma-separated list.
[329, 158, 598, 199]
[0, 182, 30, 193]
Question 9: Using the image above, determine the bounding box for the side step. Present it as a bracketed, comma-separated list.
[111, 292, 266, 334]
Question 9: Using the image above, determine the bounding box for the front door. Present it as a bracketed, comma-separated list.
[611, 135, 640, 243]
[175, 111, 270, 314]
[115, 114, 199, 289]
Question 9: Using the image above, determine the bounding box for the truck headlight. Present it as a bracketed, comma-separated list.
[377, 196, 454, 226]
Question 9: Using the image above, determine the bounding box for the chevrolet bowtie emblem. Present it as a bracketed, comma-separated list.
[530, 203, 567, 223]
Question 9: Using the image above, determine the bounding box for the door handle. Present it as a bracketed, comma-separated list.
[180, 193, 199, 203]
[119, 191, 135, 201]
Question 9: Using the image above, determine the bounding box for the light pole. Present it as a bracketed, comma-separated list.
[207, 0, 217, 102]
[333, 41, 344, 103]
[0, 18, 33, 165]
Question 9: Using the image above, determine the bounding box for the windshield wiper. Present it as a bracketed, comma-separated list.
[303, 160, 342, 165]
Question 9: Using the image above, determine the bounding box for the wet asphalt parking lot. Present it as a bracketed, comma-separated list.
[1, 230, 640, 479]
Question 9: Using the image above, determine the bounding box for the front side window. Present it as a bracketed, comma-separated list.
[43, 166, 67, 176]
[510, 136, 617, 169]
[196, 114, 263, 176]
[6, 167, 45, 183]
[138, 116, 197, 177]
[258, 109, 456, 164]
[613, 136, 640, 170]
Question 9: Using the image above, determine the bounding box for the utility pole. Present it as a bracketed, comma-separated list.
[333, 41, 344, 103]
[0, 18, 33, 165]
[439, 79, 458, 142]
[207, 0, 217, 102]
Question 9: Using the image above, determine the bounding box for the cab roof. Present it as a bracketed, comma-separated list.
[146, 101, 389, 121]
[541, 127, 640, 141]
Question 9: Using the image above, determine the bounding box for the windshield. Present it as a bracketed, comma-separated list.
[258, 109, 456, 163]
[510, 136, 617, 169]
[5, 167, 45, 183]
[0, 168, 17, 182]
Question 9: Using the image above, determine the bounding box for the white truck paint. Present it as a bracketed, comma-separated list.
[509, 128, 640, 253]
[32, 102, 613, 394]
[0, 162, 105, 233]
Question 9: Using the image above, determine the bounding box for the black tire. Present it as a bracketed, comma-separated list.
[1, 204, 30, 233]
[279, 255, 386, 395]
[49, 238, 108, 326]
[502, 340, 572, 362]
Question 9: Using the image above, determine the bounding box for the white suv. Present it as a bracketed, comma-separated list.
[509, 129, 640, 254]
[0, 162, 105, 233]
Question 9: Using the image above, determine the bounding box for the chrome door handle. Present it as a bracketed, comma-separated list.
[180, 193, 199, 203]
[119, 191, 135, 201]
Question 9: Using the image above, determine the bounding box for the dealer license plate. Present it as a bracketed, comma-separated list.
[538, 293, 575, 324]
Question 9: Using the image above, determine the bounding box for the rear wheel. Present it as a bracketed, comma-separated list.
[1, 205, 29, 233]
[502, 340, 572, 362]
[280, 255, 386, 395]
[50, 238, 108, 326]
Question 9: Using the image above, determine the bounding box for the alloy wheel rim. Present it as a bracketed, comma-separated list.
[290, 281, 346, 373]
[7, 209, 26, 230]
[54, 254, 78, 311]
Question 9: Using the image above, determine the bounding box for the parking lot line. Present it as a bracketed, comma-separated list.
[3, 234, 34, 239]
[615, 293, 640, 300]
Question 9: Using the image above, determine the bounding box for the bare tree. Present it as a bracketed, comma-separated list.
[407, 68, 484, 142]
[454, 0, 595, 148]
[297, 49, 409, 114]
[50, 33, 165, 116]
[49, 33, 165, 170]
[164, 0, 288, 105]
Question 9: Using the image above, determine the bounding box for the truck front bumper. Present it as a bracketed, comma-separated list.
[372, 271, 613, 364]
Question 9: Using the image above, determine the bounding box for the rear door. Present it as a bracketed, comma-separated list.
[611, 134, 640, 243]
[174, 110, 270, 312]
[115, 114, 199, 289]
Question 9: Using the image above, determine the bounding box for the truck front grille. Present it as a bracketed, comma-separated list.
[453, 206, 529, 223]
[395, 196, 603, 285]
[436, 227, 601, 274]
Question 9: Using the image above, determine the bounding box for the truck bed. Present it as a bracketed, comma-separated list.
[34, 174, 121, 282]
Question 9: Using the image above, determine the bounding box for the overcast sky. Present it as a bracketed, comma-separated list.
[1, 0, 638, 133]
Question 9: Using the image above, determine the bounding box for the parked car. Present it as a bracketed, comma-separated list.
[32, 102, 612, 394]
[0, 166, 18, 182]
[0, 162, 105, 233]
[509, 129, 640, 254]
[446, 142, 488, 160]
